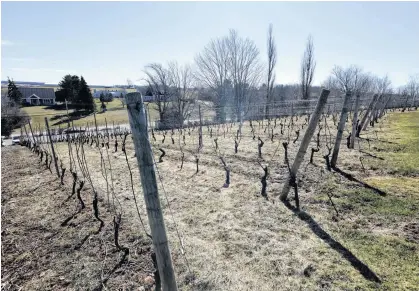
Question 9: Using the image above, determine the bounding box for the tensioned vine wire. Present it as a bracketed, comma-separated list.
[135, 125, 195, 281]
[121, 133, 151, 239]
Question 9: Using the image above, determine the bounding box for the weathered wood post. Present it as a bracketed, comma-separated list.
[28, 121, 36, 144]
[198, 105, 203, 150]
[93, 112, 100, 147]
[379, 95, 392, 118]
[23, 124, 30, 145]
[125, 92, 178, 291]
[280, 89, 330, 201]
[331, 90, 352, 168]
[44, 117, 61, 178]
[362, 94, 380, 130]
[357, 94, 378, 137]
[349, 92, 361, 148]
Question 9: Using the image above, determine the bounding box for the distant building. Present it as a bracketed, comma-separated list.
[19, 87, 56, 105]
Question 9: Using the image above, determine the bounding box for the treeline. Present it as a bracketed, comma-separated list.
[143, 26, 419, 127]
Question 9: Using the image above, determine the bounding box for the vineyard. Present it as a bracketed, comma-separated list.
[2, 93, 419, 291]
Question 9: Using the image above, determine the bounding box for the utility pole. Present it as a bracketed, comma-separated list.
[44, 117, 61, 178]
[125, 92, 178, 291]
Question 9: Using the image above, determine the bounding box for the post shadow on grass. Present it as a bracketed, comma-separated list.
[282, 200, 382, 283]
[332, 167, 387, 196]
[359, 150, 385, 161]
[359, 137, 399, 145]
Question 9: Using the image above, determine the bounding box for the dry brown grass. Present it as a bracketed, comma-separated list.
[3, 109, 419, 290]
[1, 147, 154, 291]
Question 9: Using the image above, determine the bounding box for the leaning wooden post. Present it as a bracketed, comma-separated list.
[379, 94, 392, 118]
[357, 94, 378, 136]
[331, 90, 352, 168]
[23, 124, 30, 145]
[279, 89, 330, 201]
[362, 94, 380, 130]
[198, 105, 203, 150]
[125, 92, 178, 291]
[28, 121, 36, 144]
[44, 117, 61, 178]
[349, 92, 361, 148]
[93, 112, 100, 147]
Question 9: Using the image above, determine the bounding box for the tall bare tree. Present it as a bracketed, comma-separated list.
[300, 35, 316, 100]
[406, 74, 419, 109]
[143, 63, 172, 124]
[167, 61, 197, 126]
[195, 36, 230, 123]
[226, 29, 263, 123]
[265, 24, 277, 119]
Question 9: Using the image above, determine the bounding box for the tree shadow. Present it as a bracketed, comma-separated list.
[282, 200, 381, 283]
[359, 137, 399, 145]
[359, 150, 385, 160]
[332, 167, 387, 196]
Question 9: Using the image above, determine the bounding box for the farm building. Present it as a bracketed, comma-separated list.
[19, 87, 56, 105]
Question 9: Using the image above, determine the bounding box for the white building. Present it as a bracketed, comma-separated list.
[19, 87, 56, 105]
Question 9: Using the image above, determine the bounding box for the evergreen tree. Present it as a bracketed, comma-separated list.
[57, 74, 80, 103]
[77, 76, 96, 112]
[145, 86, 153, 96]
[7, 77, 23, 105]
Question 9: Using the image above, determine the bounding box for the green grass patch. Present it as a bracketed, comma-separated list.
[340, 230, 419, 290]
[366, 111, 419, 176]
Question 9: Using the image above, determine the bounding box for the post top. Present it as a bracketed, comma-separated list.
[125, 92, 143, 105]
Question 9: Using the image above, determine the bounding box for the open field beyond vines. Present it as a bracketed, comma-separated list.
[2, 110, 419, 290]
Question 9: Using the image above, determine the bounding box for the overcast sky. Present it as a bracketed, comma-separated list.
[1, 1, 418, 87]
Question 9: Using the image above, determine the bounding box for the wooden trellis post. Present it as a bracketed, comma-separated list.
[280, 89, 330, 201]
[357, 94, 378, 137]
[349, 92, 361, 148]
[331, 90, 352, 168]
[125, 92, 178, 291]
[44, 117, 61, 178]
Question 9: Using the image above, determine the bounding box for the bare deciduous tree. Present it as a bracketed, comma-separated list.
[300, 35, 316, 100]
[195, 37, 230, 123]
[143, 63, 171, 124]
[265, 24, 277, 119]
[167, 61, 197, 126]
[226, 29, 263, 123]
[406, 74, 419, 110]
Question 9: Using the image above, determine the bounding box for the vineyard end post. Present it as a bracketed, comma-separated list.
[279, 89, 330, 201]
[125, 92, 178, 291]
[44, 117, 61, 178]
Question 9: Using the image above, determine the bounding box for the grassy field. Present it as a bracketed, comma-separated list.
[17, 100, 159, 133]
[2, 110, 418, 290]
[16, 100, 214, 135]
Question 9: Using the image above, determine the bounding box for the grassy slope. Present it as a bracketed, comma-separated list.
[46, 110, 418, 290]
[310, 111, 419, 290]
